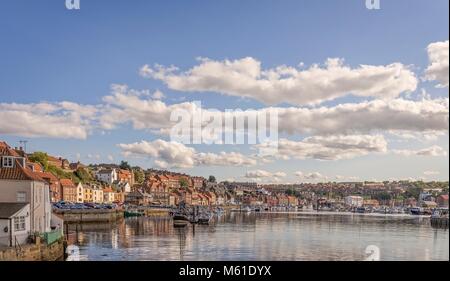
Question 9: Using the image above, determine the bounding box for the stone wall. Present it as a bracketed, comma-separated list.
[0, 237, 64, 261]
[54, 209, 124, 223]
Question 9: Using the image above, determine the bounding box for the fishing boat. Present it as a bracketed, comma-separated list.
[197, 213, 212, 225]
[355, 207, 368, 213]
[124, 208, 144, 217]
[173, 212, 190, 227]
[410, 207, 424, 215]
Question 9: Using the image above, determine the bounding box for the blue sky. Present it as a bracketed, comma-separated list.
[0, 0, 448, 182]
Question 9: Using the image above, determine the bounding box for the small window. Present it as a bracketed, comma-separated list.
[2, 156, 14, 168]
[14, 216, 26, 231]
[16, 192, 26, 203]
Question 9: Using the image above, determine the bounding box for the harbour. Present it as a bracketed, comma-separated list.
[67, 211, 449, 261]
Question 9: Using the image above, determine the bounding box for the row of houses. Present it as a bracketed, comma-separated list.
[57, 179, 128, 204]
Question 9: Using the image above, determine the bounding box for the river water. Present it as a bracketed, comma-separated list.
[70, 211, 449, 261]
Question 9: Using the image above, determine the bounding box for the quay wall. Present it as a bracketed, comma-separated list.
[0, 237, 64, 261]
[431, 217, 449, 228]
[54, 209, 124, 223]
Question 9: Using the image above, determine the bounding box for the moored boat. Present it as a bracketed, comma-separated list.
[172, 212, 190, 227]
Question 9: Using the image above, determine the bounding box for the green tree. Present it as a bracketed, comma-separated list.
[373, 192, 392, 202]
[28, 152, 48, 170]
[119, 160, 131, 170]
[404, 187, 423, 200]
[74, 167, 92, 183]
[47, 164, 72, 179]
[180, 178, 189, 189]
[133, 168, 145, 184]
[208, 175, 216, 183]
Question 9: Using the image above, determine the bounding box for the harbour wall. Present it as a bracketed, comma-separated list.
[0, 237, 64, 261]
[53, 209, 124, 223]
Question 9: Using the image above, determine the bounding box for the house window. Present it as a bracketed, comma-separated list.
[16, 192, 26, 202]
[14, 216, 26, 231]
[2, 156, 14, 168]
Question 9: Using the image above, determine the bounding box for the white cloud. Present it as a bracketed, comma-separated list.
[424, 40, 449, 88]
[276, 97, 449, 136]
[0, 102, 97, 139]
[257, 135, 387, 161]
[423, 170, 440, 176]
[246, 170, 273, 178]
[244, 170, 287, 182]
[99, 84, 196, 131]
[107, 155, 114, 162]
[140, 57, 417, 106]
[295, 171, 328, 181]
[152, 90, 166, 100]
[99, 86, 449, 137]
[118, 139, 258, 168]
[392, 145, 448, 157]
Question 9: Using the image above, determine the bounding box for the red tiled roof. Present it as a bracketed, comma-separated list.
[0, 159, 45, 182]
[60, 178, 75, 187]
[0, 141, 20, 157]
[40, 171, 59, 182]
[27, 162, 43, 172]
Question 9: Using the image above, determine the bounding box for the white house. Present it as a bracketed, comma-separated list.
[113, 180, 131, 193]
[95, 169, 118, 185]
[92, 186, 104, 203]
[216, 196, 225, 205]
[0, 203, 31, 247]
[0, 141, 51, 234]
[76, 183, 84, 203]
[345, 196, 364, 207]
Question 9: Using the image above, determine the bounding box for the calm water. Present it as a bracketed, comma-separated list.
[70, 212, 449, 261]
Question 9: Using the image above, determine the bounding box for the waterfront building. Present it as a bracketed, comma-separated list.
[363, 199, 380, 208]
[168, 193, 178, 206]
[216, 195, 225, 205]
[60, 179, 77, 203]
[113, 191, 125, 203]
[0, 141, 51, 234]
[344, 196, 364, 207]
[287, 196, 299, 206]
[40, 172, 61, 202]
[421, 201, 438, 208]
[276, 194, 289, 206]
[437, 195, 449, 207]
[125, 190, 152, 206]
[0, 203, 30, 247]
[76, 183, 84, 203]
[103, 187, 115, 203]
[92, 186, 104, 203]
[144, 180, 169, 205]
[198, 193, 208, 205]
[83, 185, 93, 203]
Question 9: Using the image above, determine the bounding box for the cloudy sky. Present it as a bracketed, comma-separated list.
[0, 0, 448, 183]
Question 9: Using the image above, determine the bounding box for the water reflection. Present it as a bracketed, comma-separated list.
[69, 212, 449, 261]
